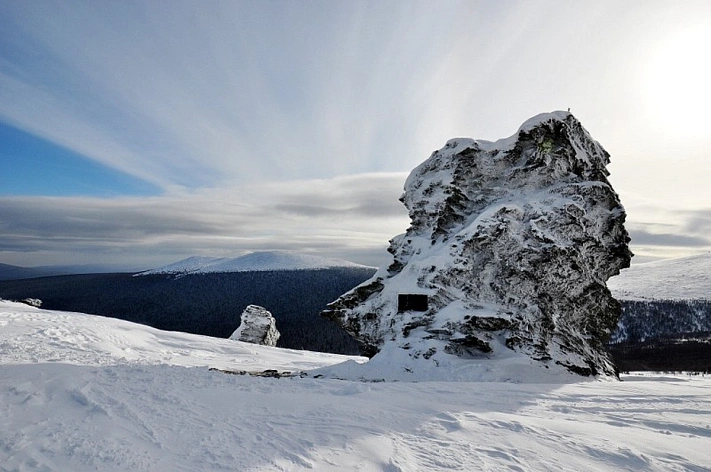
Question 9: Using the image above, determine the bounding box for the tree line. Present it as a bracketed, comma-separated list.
[3, 272, 710, 369]
[0, 268, 376, 355]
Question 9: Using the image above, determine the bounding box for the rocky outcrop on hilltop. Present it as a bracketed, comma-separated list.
[323, 112, 631, 377]
[20, 298, 42, 308]
[230, 305, 280, 346]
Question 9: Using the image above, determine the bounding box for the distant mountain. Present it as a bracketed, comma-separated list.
[138, 256, 226, 275]
[0, 263, 144, 281]
[0, 263, 54, 281]
[608, 253, 711, 301]
[138, 251, 373, 276]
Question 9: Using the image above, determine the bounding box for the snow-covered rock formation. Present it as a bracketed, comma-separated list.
[323, 111, 631, 378]
[20, 298, 42, 308]
[230, 305, 280, 346]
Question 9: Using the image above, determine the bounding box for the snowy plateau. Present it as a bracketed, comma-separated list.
[609, 252, 711, 301]
[608, 252, 711, 344]
[1, 300, 710, 471]
[138, 251, 373, 276]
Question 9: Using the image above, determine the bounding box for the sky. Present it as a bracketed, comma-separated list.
[1, 0, 710, 270]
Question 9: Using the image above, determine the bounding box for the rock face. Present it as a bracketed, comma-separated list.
[323, 111, 632, 377]
[230, 305, 280, 346]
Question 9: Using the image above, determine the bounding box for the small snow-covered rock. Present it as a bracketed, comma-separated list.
[323, 111, 632, 378]
[230, 305, 280, 346]
[20, 298, 42, 308]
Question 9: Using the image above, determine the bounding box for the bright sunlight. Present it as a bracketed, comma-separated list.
[646, 27, 711, 138]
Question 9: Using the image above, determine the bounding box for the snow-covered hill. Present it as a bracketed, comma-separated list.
[0, 262, 144, 280]
[138, 251, 372, 275]
[609, 252, 711, 301]
[1, 299, 709, 471]
[0, 299, 355, 371]
[0, 262, 52, 280]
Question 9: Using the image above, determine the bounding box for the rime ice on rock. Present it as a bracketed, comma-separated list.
[230, 305, 280, 347]
[323, 111, 632, 377]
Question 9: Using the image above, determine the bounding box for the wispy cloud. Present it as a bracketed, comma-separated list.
[622, 205, 711, 261]
[3, 1, 686, 190]
[683, 210, 711, 235]
[628, 229, 710, 248]
[0, 173, 409, 268]
[3, 171, 709, 269]
[1, 1, 710, 267]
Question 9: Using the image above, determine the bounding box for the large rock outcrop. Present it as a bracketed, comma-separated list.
[229, 305, 280, 346]
[323, 111, 632, 378]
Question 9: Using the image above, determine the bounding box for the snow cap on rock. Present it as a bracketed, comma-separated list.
[322, 111, 632, 379]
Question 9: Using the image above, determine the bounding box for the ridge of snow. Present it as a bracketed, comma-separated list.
[609, 252, 711, 301]
[138, 251, 373, 276]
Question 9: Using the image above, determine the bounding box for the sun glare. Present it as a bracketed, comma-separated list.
[645, 27, 711, 138]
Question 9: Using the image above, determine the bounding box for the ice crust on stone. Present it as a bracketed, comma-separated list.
[323, 111, 632, 379]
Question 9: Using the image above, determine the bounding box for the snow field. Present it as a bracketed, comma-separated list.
[1, 301, 710, 471]
[608, 252, 711, 301]
[0, 301, 359, 372]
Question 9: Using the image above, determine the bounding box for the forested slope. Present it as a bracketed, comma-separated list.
[0, 268, 375, 354]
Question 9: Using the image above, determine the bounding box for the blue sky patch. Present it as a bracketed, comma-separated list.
[0, 122, 161, 197]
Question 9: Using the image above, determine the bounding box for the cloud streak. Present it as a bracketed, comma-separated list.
[5, 2, 701, 190]
[1, 1, 711, 267]
[628, 229, 710, 248]
[3, 172, 709, 270]
[0, 173, 409, 268]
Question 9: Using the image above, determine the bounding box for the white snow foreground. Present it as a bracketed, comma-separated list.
[1, 300, 710, 471]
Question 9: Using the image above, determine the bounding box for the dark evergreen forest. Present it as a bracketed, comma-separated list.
[3, 270, 710, 370]
[607, 299, 711, 372]
[608, 334, 711, 373]
[611, 299, 711, 343]
[0, 268, 375, 355]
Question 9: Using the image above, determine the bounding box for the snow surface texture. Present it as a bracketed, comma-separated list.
[609, 252, 711, 301]
[230, 304, 280, 346]
[0, 300, 350, 372]
[324, 111, 632, 379]
[138, 250, 372, 276]
[2, 300, 710, 471]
